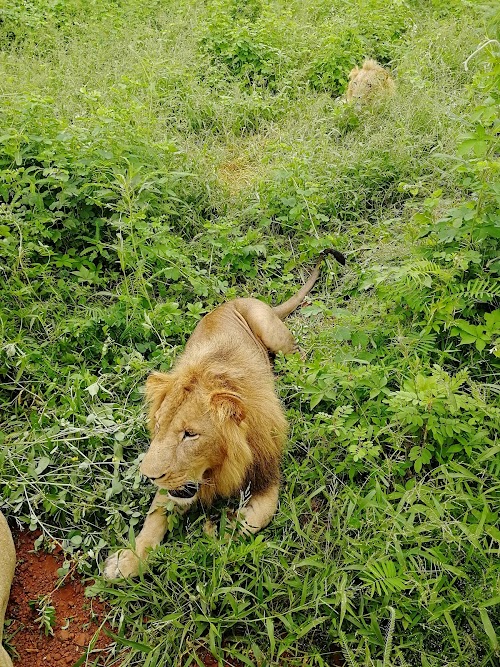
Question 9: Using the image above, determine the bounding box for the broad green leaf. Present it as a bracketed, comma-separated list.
[479, 608, 498, 650]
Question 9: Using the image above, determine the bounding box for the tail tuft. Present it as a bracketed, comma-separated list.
[320, 248, 346, 265]
[272, 248, 346, 320]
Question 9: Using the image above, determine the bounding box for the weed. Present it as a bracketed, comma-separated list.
[28, 597, 56, 637]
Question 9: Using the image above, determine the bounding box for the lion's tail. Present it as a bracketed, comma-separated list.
[272, 249, 346, 320]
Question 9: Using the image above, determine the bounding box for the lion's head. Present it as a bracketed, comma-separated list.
[346, 59, 395, 102]
[141, 369, 253, 505]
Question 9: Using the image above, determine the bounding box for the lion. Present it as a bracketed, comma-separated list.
[103, 249, 345, 579]
[0, 512, 15, 667]
[346, 59, 395, 103]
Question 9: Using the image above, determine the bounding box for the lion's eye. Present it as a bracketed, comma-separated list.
[183, 430, 199, 440]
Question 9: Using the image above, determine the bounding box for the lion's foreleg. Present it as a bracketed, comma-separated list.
[236, 483, 279, 535]
[103, 491, 194, 579]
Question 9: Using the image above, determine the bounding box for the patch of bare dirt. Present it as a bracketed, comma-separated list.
[6, 530, 116, 667]
[197, 649, 244, 666]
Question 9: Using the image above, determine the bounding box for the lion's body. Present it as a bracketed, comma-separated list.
[143, 299, 290, 507]
[346, 59, 395, 103]
[104, 253, 345, 579]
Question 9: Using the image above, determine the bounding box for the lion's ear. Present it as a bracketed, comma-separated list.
[210, 391, 245, 425]
[145, 372, 174, 431]
[349, 66, 359, 80]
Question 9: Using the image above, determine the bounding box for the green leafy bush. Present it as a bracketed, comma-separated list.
[361, 50, 500, 366]
[307, 30, 366, 95]
[0, 95, 193, 272]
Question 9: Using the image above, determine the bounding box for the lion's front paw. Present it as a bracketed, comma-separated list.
[224, 511, 257, 538]
[103, 549, 142, 580]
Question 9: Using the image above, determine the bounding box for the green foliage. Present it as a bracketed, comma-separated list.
[307, 30, 366, 95]
[0, 94, 200, 271]
[0, 0, 79, 46]
[1, 1, 499, 666]
[387, 367, 498, 471]
[361, 47, 500, 370]
[201, 19, 284, 88]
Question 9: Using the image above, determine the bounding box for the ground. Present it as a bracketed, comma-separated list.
[6, 530, 116, 667]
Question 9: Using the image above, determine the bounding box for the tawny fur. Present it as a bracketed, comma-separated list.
[143, 329, 287, 506]
[346, 59, 395, 103]
[103, 251, 345, 579]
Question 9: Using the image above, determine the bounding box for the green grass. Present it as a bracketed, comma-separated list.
[1, 0, 500, 665]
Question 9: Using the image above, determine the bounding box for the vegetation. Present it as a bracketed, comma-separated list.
[1, 0, 499, 665]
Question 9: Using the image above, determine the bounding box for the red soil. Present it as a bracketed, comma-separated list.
[197, 649, 243, 666]
[6, 530, 115, 667]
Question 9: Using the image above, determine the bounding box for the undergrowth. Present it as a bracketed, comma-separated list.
[1, 0, 499, 665]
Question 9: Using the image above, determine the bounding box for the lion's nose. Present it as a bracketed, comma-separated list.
[140, 452, 169, 481]
[141, 470, 167, 482]
[146, 472, 166, 481]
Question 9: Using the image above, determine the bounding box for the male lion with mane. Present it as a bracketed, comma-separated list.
[104, 250, 345, 579]
[346, 59, 395, 103]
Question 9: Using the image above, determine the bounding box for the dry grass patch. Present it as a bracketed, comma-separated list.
[218, 157, 262, 193]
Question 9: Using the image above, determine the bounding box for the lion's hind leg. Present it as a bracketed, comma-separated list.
[234, 299, 296, 355]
